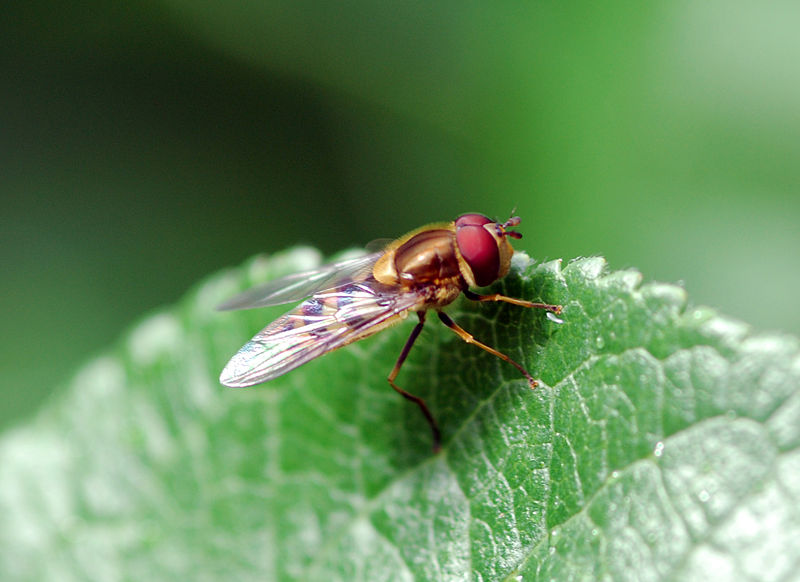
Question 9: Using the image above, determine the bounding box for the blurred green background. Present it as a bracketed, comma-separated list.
[3, 0, 799, 429]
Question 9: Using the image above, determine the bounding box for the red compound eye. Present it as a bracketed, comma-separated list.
[455, 215, 500, 287]
[455, 213, 493, 228]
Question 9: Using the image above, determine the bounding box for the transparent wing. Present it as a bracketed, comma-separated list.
[217, 252, 382, 311]
[364, 238, 393, 253]
[219, 279, 420, 387]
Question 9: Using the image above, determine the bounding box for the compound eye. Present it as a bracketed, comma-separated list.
[455, 213, 494, 228]
[456, 224, 500, 287]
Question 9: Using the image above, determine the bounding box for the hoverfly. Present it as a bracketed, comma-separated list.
[219, 213, 562, 452]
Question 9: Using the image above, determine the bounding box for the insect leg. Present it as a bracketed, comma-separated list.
[464, 289, 562, 314]
[437, 311, 538, 389]
[388, 311, 442, 452]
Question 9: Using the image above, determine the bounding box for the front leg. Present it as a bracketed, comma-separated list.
[464, 289, 562, 314]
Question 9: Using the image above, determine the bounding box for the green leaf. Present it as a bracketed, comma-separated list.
[1, 248, 798, 581]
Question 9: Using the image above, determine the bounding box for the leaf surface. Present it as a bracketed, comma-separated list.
[1, 248, 798, 581]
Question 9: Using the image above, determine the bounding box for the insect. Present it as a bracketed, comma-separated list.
[218, 213, 562, 451]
